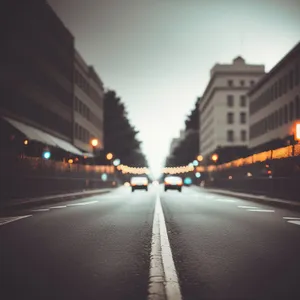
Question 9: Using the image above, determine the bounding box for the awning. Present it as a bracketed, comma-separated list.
[3, 117, 56, 146]
[3, 116, 84, 156]
[49, 135, 83, 156]
[82, 152, 94, 158]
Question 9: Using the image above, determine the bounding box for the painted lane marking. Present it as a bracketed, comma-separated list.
[50, 206, 67, 209]
[215, 199, 236, 202]
[68, 200, 98, 206]
[31, 209, 50, 212]
[287, 220, 300, 226]
[0, 215, 32, 226]
[283, 217, 300, 220]
[238, 206, 258, 209]
[148, 195, 182, 300]
[247, 209, 275, 212]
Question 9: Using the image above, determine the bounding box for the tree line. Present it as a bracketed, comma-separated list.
[96, 90, 148, 167]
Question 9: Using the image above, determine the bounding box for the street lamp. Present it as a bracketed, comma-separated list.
[197, 155, 203, 162]
[295, 122, 300, 141]
[211, 154, 218, 162]
[91, 138, 99, 148]
[113, 158, 121, 166]
[106, 153, 113, 160]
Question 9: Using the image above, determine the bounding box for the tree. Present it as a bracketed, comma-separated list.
[165, 98, 200, 167]
[101, 90, 148, 167]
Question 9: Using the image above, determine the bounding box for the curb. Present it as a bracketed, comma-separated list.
[0, 189, 112, 211]
[202, 187, 300, 210]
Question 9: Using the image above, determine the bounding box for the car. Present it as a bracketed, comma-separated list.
[130, 176, 149, 192]
[164, 176, 183, 192]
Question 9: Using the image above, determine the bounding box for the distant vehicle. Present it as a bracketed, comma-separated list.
[164, 176, 183, 192]
[130, 176, 148, 192]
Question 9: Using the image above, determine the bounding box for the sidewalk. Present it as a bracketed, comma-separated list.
[0, 188, 112, 210]
[193, 186, 300, 208]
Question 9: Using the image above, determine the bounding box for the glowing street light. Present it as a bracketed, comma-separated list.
[42, 150, 51, 159]
[197, 155, 203, 162]
[193, 160, 199, 166]
[295, 122, 300, 141]
[91, 138, 99, 147]
[106, 153, 113, 160]
[113, 158, 121, 166]
[211, 154, 218, 162]
[24, 139, 29, 145]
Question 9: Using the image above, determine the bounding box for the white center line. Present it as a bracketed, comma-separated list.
[148, 195, 182, 300]
[283, 217, 300, 220]
[31, 209, 50, 212]
[215, 199, 236, 202]
[238, 206, 258, 209]
[0, 215, 32, 226]
[287, 220, 300, 226]
[50, 206, 67, 209]
[247, 209, 275, 212]
[68, 200, 98, 206]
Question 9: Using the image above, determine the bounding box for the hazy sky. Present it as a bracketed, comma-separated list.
[48, 0, 300, 177]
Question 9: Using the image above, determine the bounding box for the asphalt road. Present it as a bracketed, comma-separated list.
[0, 187, 155, 300]
[1, 185, 300, 300]
[161, 186, 300, 300]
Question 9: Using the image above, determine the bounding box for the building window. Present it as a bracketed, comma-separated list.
[227, 95, 234, 107]
[79, 101, 83, 114]
[274, 82, 278, 99]
[278, 79, 283, 97]
[268, 115, 272, 130]
[283, 76, 287, 94]
[289, 101, 294, 121]
[284, 104, 288, 124]
[240, 80, 245, 86]
[290, 70, 294, 90]
[274, 110, 279, 128]
[240, 95, 246, 107]
[79, 126, 82, 140]
[227, 112, 234, 124]
[295, 96, 300, 119]
[241, 130, 247, 142]
[74, 97, 78, 111]
[295, 64, 299, 86]
[240, 112, 246, 124]
[279, 107, 283, 126]
[227, 130, 234, 142]
[228, 80, 233, 87]
[250, 80, 255, 86]
[75, 123, 79, 138]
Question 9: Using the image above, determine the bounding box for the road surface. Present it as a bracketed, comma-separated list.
[1, 185, 300, 300]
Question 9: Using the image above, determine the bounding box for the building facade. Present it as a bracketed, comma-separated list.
[74, 51, 104, 153]
[249, 42, 300, 151]
[0, 0, 104, 158]
[199, 57, 265, 157]
[0, 0, 75, 141]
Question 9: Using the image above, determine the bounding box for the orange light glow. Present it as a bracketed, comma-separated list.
[295, 123, 300, 140]
[106, 153, 113, 160]
[91, 138, 99, 147]
[24, 139, 29, 145]
[197, 155, 203, 162]
[211, 154, 218, 162]
[68, 159, 74, 164]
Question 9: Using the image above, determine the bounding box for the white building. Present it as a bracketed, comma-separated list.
[73, 50, 104, 154]
[199, 56, 265, 157]
[249, 42, 300, 150]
